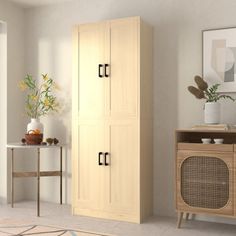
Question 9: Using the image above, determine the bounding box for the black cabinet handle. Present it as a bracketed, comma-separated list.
[98, 152, 103, 165]
[98, 64, 103, 78]
[104, 64, 109, 77]
[104, 152, 109, 166]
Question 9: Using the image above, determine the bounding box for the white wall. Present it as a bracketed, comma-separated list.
[0, 21, 7, 203]
[22, 0, 236, 224]
[0, 0, 26, 203]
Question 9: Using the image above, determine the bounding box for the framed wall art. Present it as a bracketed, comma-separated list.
[203, 27, 236, 92]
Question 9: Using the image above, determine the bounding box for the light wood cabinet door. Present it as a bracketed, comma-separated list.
[78, 23, 109, 118]
[78, 18, 139, 119]
[74, 121, 104, 211]
[105, 17, 139, 119]
[103, 120, 139, 216]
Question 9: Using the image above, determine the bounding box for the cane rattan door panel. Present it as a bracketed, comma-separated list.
[181, 156, 229, 209]
[177, 150, 233, 216]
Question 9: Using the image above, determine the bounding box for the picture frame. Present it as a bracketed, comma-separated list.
[203, 27, 236, 93]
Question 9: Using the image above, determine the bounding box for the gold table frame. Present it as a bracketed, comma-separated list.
[7, 143, 64, 217]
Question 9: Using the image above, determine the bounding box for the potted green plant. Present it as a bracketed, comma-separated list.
[188, 75, 235, 124]
[19, 74, 60, 135]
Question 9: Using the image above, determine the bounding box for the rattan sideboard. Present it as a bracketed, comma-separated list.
[175, 129, 236, 228]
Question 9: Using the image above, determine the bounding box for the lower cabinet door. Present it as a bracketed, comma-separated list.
[177, 150, 234, 216]
[103, 120, 139, 220]
[73, 120, 104, 212]
[73, 119, 140, 222]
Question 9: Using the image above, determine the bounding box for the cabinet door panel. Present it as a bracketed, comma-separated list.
[78, 23, 107, 118]
[104, 120, 139, 215]
[74, 121, 104, 210]
[105, 18, 139, 118]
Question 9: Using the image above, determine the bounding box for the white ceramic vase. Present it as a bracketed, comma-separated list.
[27, 118, 44, 134]
[204, 102, 220, 124]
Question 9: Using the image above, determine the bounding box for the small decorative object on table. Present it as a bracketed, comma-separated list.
[53, 138, 59, 145]
[201, 138, 211, 144]
[19, 74, 60, 145]
[25, 132, 43, 145]
[46, 138, 54, 145]
[45, 138, 59, 145]
[27, 119, 43, 135]
[21, 138, 26, 145]
[188, 75, 235, 124]
[213, 138, 224, 144]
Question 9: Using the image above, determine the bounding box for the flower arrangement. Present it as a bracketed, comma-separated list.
[19, 74, 60, 118]
[188, 75, 235, 102]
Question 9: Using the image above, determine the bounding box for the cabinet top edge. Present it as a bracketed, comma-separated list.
[74, 16, 141, 27]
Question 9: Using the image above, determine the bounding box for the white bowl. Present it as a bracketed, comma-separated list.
[214, 138, 224, 144]
[201, 138, 211, 144]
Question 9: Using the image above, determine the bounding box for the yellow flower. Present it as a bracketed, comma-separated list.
[42, 74, 49, 81]
[44, 98, 50, 106]
[30, 95, 37, 101]
[19, 80, 27, 91]
[43, 84, 49, 89]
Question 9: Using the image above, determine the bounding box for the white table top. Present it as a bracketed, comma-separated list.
[7, 143, 65, 149]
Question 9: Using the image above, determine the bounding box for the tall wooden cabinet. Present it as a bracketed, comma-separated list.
[72, 16, 153, 223]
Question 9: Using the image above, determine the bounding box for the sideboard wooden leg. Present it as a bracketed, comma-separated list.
[177, 212, 183, 228]
[186, 213, 189, 220]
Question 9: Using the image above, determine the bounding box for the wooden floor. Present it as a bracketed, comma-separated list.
[0, 201, 236, 236]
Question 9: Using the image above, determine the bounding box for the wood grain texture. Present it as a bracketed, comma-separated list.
[106, 17, 138, 119]
[177, 212, 183, 228]
[139, 18, 153, 221]
[77, 22, 108, 119]
[76, 120, 104, 211]
[103, 120, 139, 218]
[177, 143, 233, 152]
[234, 152, 236, 216]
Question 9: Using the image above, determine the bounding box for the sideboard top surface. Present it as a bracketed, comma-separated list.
[176, 129, 236, 134]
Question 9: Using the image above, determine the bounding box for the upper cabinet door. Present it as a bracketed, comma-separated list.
[105, 17, 139, 119]
[78, 23, 109, 118]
